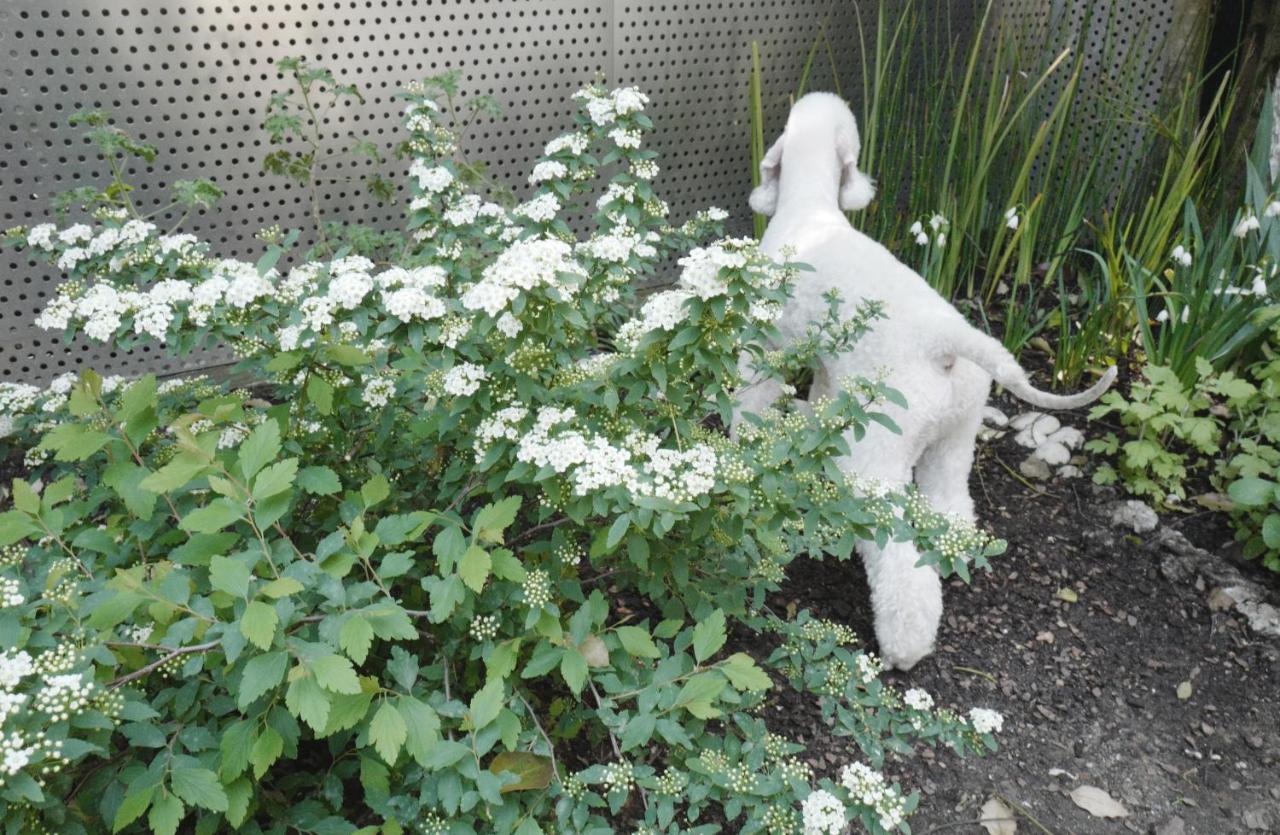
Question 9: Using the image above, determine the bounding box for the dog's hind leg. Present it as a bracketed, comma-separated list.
[913, 409, 982, 526]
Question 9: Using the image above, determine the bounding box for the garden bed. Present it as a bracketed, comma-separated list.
[770, 394, 1280, 834]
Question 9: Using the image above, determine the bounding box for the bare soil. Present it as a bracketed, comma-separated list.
[770, 393, 1280, 835]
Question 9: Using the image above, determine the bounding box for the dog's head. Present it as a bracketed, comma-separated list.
[749, 92, 875, 217]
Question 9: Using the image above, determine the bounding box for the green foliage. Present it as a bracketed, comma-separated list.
[0, 75, 1007, 834]
[1089, 331, 1280, 572]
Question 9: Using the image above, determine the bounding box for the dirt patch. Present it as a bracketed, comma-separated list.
[771, 393, 1280, 835]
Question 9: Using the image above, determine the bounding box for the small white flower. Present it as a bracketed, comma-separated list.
[1155, 309, 1169, 323]
[1233, 212, 1261, 238]
[936, 232, 947, 248]
[929, 213, 947, 231]
[903, 688, 934, 710]
[442, 363, 487, 397]
[914, 231, 929, 246]
[1171, 244, 1192, 267]
[1265, 200, 1280, 218]
[969, 707, 1004, 734]
[1004, 206, 1019, 230]
[909, 220, 924, 236]
[800, 789, 846, 835]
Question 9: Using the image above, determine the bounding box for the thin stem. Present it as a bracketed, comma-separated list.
[107, 640, 220, 689]
[517, 692, 561, 785]
[589, 680, 648, 812]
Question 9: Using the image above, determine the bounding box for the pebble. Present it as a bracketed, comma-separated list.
[1154, 817, 1186, 835]
[1033, 440, 1071, 465]
[1109, 499, 1160, 533]
[1057, 464, 1083, 479]
[1020, 455, 1052, 481]
[1047, 425, 1086, 450]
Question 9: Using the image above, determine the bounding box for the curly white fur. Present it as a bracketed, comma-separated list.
[739, 92, 1117, 671]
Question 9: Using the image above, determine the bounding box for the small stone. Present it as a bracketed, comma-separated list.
[1034, 440, 1071, 465]
[1031, 414, 1061, 445]
[1154, 816, 1187, 835]
[977, 427, 1005, 442]
[1009, 411, 1043, 430]
[1020, 455, 1052, 480]
[1057, 464, 1083, 479]
[1109, 500, 1159, 533]
[1047, 425, 1085, 450]
[981, 406, 1009, 428]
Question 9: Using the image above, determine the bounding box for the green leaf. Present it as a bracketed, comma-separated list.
[180, 498, 244, 534]
[11, 479, 39, 515]
[147, 791, 183, 835]
[297, 465, 341, 495]
[140, 452, 210, 493]
[616, 626, 661, 659]
[399, 697, 441, 766]
[675, 671, 726, 719]
[361, 474, 390, 507]
[238, 652, 288, 708]
[369, 701, 408, 765]
[219, 720, 256, 779]
[339, 615, 375, 665]
[432, 526, 466, 574]
[326, 343, 371, 367]
[1229, 476, 1276, 508]
[560, 648, 587, 695]
[239, 600, 279, 650]
[259, 577, 304, 598]
[309, 654, 362, 694]
[112, 785, 155, 832]
[37, 423, 111, 462]
[249, 727, 283, 779]
[692, 609, 726, 663]
[458, 545, 492, 593]
[102, 461, 158, 521]
[238, 420, 281, 480]
[720, 652, 771, 692]
[469, 678, 505, 730]
[606, 514, 631, 550]
[169, 766, 228, 813]
[488, 751, 553, 793]
[285, 674, 332, 732]
[251, 457, 298, 501]
[306, 374, 334, 415]
[473, 496, 521, 544]
[0, 510, 39, 548]
[210, 555, 252, 598]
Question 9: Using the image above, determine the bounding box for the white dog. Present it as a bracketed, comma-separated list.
[738, 92, 1116, 671]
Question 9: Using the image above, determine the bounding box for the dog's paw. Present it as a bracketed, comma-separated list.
[878, 637, 935, 672]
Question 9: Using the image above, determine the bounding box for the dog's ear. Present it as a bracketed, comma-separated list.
[749, 134, 785, 216]
[837, 130, 875, 211]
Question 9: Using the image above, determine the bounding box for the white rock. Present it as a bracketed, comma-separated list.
[1013, 428, 1039, 449]
[1033, 440, 1071, 465]
[977, 427, 1005, 442]
[981, 406, 1009, 428]
[1009, 411, 1043, 430]
[1030, 414, 1061, 446]
[1020, 455, 1052, 480]
[1057, 464, 1083, 479]
[1109, 500, 1159, 534]
[1047, 425, 1085, 450]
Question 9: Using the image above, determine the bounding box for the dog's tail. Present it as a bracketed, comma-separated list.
[935, 322, 1118, 410]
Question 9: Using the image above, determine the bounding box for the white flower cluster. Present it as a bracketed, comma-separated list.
[574, 85, 649, 127]
[409, 160, 454, 194]
[579, 230, 656, 265]
[801, 789, 846, 835]
[968, 707, 1004, 735]
[442, 363, 487, 397]
[903, 688, 934, 711]
[461, 237, 585, 318]
[544, 132, 590, 157]
[0, 383, 41, 417]
[511, 407, 718, 502]
[529, 160, 568, 184]
[1171, 244, 1193, 267]
[602, 760, 635, 792]
[840, 762, 906, 831]
[514, 192, 562, 224]
[33, 673, 93, 722]
[1, 731, 35, 777]
[0, 578, 23, 608]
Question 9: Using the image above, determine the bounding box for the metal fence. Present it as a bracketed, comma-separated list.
[1, 0, 1182, 384]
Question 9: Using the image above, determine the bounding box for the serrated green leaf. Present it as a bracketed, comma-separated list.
[169, 766, 228, 812]
[147, 791, 183, 835]
[237, 420, 281, 480]
[458, 545, 491, 593]
[692, 609, 726, 663]
[112, 785, 155, 833]
[469, 678, 505, 730]
[720, 652, 771, 692]
[473, 496, 521, 544]
[340, 615, 375, 665]
[560, 648, 587, 695]
[297, 465, 341, 495]
[285, 674, 331, 732]
[180, 498, 244, 534]
[616, 625, 661, 659]
[309, 654, 362, 694]
[369, 701, 407, 765]
[210, 555, 252, 598]
[251, 457, 298, 501]
[239, 600, 279, 650]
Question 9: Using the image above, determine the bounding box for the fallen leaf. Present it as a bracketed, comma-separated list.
[1070, 785, 1129, 819]
[580, 635, 609, 668]
[1176, 681, 1193, 700]
[1056, 588, 1078, 603]
[1193, 492, 1234, 512]
[979, 796, 1017, 834]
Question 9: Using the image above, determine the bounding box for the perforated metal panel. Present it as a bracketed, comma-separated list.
[0, 0, 884, 384]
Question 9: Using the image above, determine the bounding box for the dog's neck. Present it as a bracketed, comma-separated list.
[775, 129, 842, 218]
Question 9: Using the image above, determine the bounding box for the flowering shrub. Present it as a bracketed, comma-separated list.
[0, 70, 1005, 833]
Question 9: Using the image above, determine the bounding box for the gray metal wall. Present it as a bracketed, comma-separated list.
[1, 0, 897, 383]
